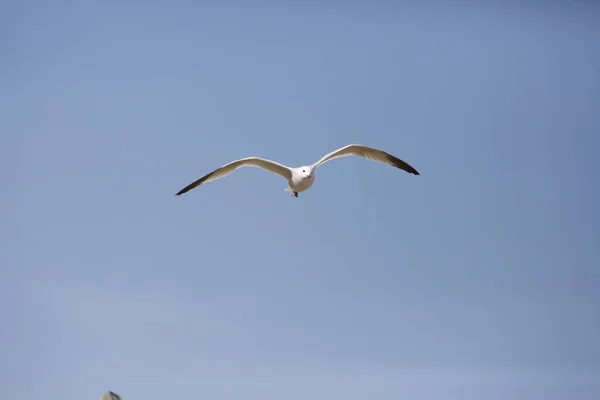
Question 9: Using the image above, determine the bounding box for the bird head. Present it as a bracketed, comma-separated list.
[300, 166, 313, 180]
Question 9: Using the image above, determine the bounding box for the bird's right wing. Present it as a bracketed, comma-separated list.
[312, 144, 420, 175]
[175, 157, 292, 196]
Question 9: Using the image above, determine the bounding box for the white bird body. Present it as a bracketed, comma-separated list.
[175, 144, 419, 198]
[286, 167, 315, 193]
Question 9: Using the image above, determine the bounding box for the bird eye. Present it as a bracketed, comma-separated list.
[302, 170, 305, 172]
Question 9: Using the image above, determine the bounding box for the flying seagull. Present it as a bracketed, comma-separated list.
[175, 144, 419, 198]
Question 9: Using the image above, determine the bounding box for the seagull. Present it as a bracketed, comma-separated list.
[175, 144, 419, 198]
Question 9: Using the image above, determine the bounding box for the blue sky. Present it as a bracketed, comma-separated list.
[2, 1, 600, 399]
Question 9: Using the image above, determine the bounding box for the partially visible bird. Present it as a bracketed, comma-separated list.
[175, 144, 420, 198]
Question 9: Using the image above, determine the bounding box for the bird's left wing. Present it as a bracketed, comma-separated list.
[311, 144, 420, 175]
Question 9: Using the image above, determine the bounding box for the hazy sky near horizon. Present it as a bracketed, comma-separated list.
[2, 1, 600, 399]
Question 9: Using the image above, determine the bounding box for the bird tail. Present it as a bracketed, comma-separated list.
[284, 187, 293, 192]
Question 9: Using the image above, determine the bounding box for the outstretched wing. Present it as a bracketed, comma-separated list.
[175, 157, 293, 196]
[311, 144, 420, 175]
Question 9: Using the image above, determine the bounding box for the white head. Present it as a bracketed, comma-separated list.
[300, 166, 314, 180]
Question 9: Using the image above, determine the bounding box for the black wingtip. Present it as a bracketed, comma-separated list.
[409, 165, 420, 175]
[385, 153, 420, 176]
[402, 164, 420, 175]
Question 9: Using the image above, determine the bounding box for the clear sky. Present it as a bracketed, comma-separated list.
[2, 1, 600, 399]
